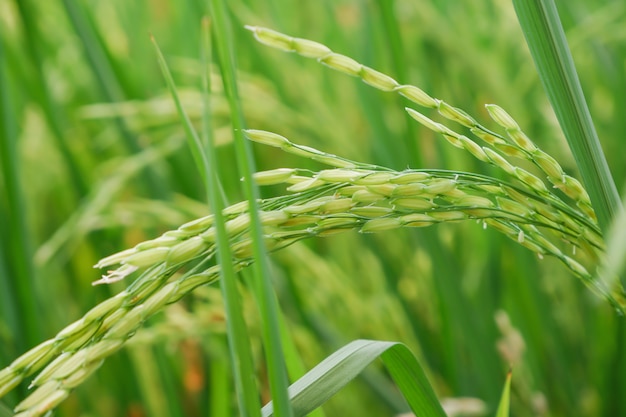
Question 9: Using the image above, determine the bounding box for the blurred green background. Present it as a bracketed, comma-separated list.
[1, 0, 625, 416]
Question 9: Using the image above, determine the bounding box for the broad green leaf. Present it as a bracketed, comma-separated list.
[262, 339, 446, 417]
[511, 0, 622, 235]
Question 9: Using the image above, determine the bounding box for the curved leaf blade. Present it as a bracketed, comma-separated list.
[262, 339, 446, 417]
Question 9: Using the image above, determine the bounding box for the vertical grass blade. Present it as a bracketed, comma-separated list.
[511, 0, 622, 234]
[60, 0, 168, 199]
[199, 18, 261, 417]
[0, 31, 40, 351]
[208, 2, 293, 417]
[14, 0, 87, 197]
[495, 370, 512, 417]
[151, 26, 261, 417]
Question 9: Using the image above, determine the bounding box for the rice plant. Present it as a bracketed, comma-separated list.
[1, 1, 624, 416]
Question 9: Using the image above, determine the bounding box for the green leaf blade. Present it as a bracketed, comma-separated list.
[495, 370, 512, 417]
[262, 340, 447, 417]
[511, 0, 622, 235]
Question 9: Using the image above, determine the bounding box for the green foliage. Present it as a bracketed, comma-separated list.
[1, 0, 625, 416]
[262, 340, 446, 417]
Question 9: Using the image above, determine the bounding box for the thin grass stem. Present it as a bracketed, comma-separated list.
[209, 3, 293, 416]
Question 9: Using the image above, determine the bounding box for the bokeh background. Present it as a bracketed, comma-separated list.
[1, 0, 625, 416]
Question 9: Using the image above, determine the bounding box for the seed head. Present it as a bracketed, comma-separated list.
[253, 168, 297, 185]
[286, 178, 325, 192]
[395, 85, 439, 108]
[393, 198, 436, 210]
[484, 218, 518, 236]
[319, 53, 362, 77]
[401, 213, 438, 226]
[350, 206, 393, 217]
[494, 143, 527, 159]
[483, 148, 515, 175]
[366, 184, 397, 196]
[456, 196, 494, 208]
[286, 144, 325, 158]
[390, 172, 431, 184]
[317, 169, 364, 182]
[320, 198, 355, 214]
[94, 248, 137, 269]
[244, 26, 293, 52]
[534, 151, 564, 181]
[223, 200, 249, 215]
[514, 168, 549, 194]
[392, 183, 426, 196]
[293, 38, 332, 58]
[284, 199, 327, 214]
[351, 189, 386, 204]
[8, 341, 56, 372]
[532, 234, 563, 256]
[245, 129, 290, 147]
[561, 175, 591, 204]
[405, 107, 448, 134]
[179, 215, 214, 232]
[438, 101, 477, 128]
[225, 213, 251, 236]
[310, 154, 356, 168]
[508, 130, 537, 152]
[360, 66, 399, 91]
[360, 217, 403, 233]
[459, 136, 488, 162]
[354, 172, 396, 185]
[471, 128, 506, 145]
[442, 133, 464, 148]
[496, 197, 533, 218]
[563, 256, 591, 278]
[518, 237, 546, 255]
[423, 178, 456, 194]
[428, 211, 466, 221]
[485, 104, 519, 131]
[124, 247, 170, 268]
[259, 210, 290, 226]
[317, 217, 360, 230]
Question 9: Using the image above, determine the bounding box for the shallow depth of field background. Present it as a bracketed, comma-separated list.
[1, 1, 625, 416]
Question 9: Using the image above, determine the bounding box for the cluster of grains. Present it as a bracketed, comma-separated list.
[245, 26, 622, 299]
[0, 262, 239, 416]
[1, 128, 622, 415]
[245, 26, 596, 221]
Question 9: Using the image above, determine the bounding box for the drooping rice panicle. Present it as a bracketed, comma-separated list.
[1, 128, 623, 414]
[245, 26, 597, 220]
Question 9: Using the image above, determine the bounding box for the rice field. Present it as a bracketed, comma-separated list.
[1, 1, 625, 416]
